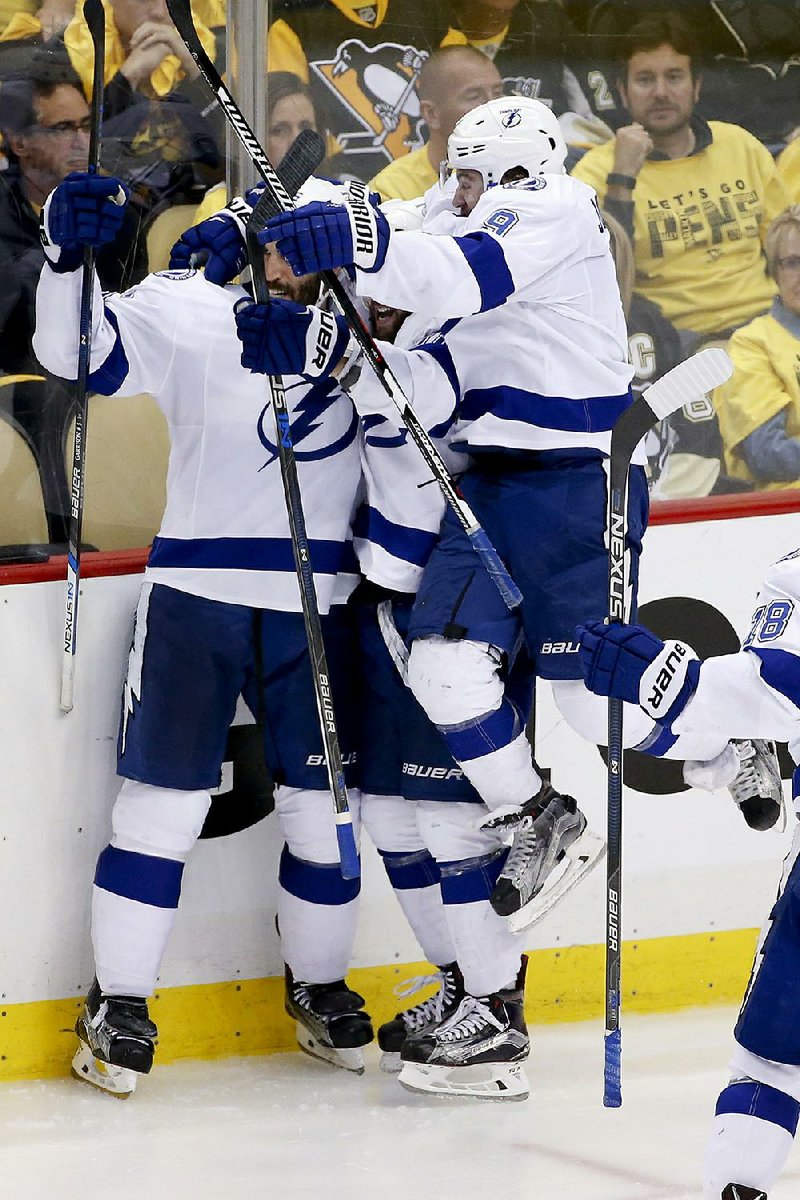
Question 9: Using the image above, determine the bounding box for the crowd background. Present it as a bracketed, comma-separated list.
[2, 0, 800, 559]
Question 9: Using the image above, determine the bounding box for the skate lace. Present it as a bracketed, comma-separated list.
[393, 972, 451, 1031]
[436, 996, 502, 1043]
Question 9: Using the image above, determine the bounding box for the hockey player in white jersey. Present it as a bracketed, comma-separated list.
[578, 554, 800, 1200]
[33, 171, 369, 1094]
[261, 95, 776, 932]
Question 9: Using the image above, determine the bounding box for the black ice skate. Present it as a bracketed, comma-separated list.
[721, 1185, 768, 1199]
[71, 979, 157, 1098]
[377, 962, 465, 1073]
[285, 965, 374, 1074]
[398, 958, 530, 1100]
[729, 739, 783, 831]
[481, 782, 605, 932]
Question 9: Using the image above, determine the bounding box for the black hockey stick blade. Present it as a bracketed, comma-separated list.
[249, 130, 326, 239]
[277, 129, 326, 203]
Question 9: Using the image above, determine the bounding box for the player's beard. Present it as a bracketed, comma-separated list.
[269, 273, 321, 306]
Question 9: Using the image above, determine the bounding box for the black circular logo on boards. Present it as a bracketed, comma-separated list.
[596, 596, 791, 793]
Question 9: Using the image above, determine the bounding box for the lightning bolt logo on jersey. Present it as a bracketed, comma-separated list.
[257, 379, 359, 466]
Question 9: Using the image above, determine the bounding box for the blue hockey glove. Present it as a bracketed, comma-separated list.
[262, 183, 390, 275]
[577, 620, 701, 726]
[234, 296, 350, 378]
[40, 172, 128, 273]
[169, 192, 261, 285]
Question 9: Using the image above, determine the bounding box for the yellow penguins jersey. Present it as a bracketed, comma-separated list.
[267, 1, 450, 181]
[369, 144, 438, 201]
[777, 137, 800, 204]
[714, 304, 800, 489]
[572, 121, 790, 335]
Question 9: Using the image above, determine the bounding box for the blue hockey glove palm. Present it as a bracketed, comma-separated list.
[40, 171, 128, 273]
[262, 183, 390, 275]
[234, 296, 350, 378]
[169, 193, 260, 285]
[577, 620, 701, 726]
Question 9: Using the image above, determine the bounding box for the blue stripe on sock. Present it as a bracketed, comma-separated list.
[440, 700, 522, 763]
[94, 845, 184, 909]
[379, 848, 441, 890]
[279, 845, 360, 905]
[439, 849, 507, 904]
[716, 1080, 800, 1136]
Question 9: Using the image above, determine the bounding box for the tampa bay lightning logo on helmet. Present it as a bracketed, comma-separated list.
[501, 108, 522, 128]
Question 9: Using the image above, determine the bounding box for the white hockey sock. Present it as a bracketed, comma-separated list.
[279, 886, 360, 983]
[93, 780, 211, 996]
[439, 894, 524, 997]
[456, 731, 542, 811]
[703, 1107, 796, 1198]
[360, 793, 458, 966]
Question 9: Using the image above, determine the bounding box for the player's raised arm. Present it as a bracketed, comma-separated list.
[35, 172, 179, 398]
[261, 97, 594, 319]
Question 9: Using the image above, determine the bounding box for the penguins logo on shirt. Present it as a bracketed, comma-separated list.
[313, 38, 429, 165]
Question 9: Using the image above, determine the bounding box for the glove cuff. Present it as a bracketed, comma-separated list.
[39, 192, 82, 273]
[346, 182, 390, 273]
[640, 640, 700, 725]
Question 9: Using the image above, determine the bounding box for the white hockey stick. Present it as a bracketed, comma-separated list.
[603, 345, 733, 1107]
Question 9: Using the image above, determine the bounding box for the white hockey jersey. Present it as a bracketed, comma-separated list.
[351, 309, 468, 594]
[34, 266, 361, 612]
[674, 550, 800, 765]
[356, 175, 635, 456]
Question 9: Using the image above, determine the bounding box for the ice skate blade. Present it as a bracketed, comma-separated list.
[379, 1050, 402, 1074]
[398, 1060, 529, 1101]
[507, 828, 606, 934]
[295, 1025, 365, 1074]
[71, 1043, 138, 1097]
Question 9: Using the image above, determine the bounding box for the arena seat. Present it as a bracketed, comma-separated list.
[65, 393, 169, 551]
[145, 204, 198, 274]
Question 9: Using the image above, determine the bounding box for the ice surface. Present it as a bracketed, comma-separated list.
[0, 1006, 797, 1199]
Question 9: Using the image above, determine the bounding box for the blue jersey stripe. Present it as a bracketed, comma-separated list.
[352, 505, 438, 567]
[149, 535, 357, 575]
[415, 338, 461, 403]
[459, 384, 632, 433]
[454, 231, 515, 312]
[88, 306, 131, 394]
[751, 647, 800, 709]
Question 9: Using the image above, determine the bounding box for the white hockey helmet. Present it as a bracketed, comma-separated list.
[446, 96, 567, 186]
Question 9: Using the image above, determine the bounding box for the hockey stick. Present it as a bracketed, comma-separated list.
[60, 0, 105, 713]
[165, 0, 522, 613]
[244, 222, 359, 882]
[602, 345, 733, 1107]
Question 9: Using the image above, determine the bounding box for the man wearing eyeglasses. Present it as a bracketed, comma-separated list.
[0, 62, 147, 379]
[713, 206, 800, 490]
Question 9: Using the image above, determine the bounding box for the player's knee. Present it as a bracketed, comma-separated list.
[416, 799, 505, 862]
[408, 635, 504, 727]
[275, 785, 362, 864]
[111, 778, 212, 860]
[360, 792, 424, 854]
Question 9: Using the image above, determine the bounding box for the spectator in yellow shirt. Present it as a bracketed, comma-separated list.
[714, 206, 800, 491]
[777, 134, 800, 203]
[369, 45, 503, 202]
[571, 12, 791, 348]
